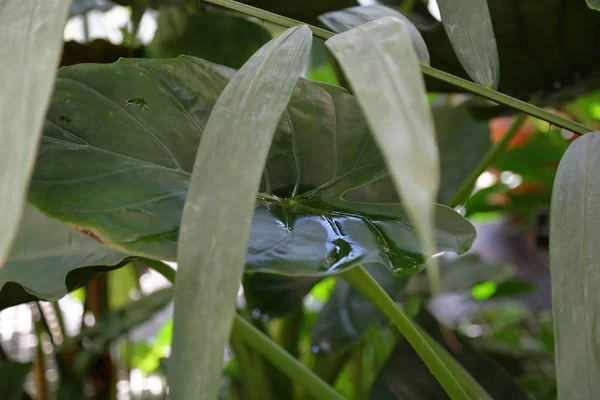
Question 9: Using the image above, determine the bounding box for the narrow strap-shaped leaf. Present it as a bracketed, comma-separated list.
[326, 17, 440, 272]
[437, 0, 500, 88]
[550, 131, 600, 400]
[168, 26, 312, 400]
[587, 0, 600, 11]
[319, 4, 430, 65]
[0, 0, 70, 268]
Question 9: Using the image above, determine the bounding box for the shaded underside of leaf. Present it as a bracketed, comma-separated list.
[325, 16, 440, 263]
[436, 0, 499, 88]
[146, 6, 272, 68]
[168, 26, 312, 400]
[550, 131, 600, 399]
[0, 0, 70, 268]
[30, 55, 476, 277]
[318, 4, 430, 65]
[0, 207, 130, 310]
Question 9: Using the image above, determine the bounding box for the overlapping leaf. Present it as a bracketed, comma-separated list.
[319, 4, 430, 65]
[31, 55, 475, 276]
[0, 0, 70, 268]
[0, 207, 129, 310]
[550, 132, 600, 399]
[436, 0, 499, 88]
[169, 26, 313, 399]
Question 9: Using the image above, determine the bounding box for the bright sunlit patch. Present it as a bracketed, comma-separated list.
[465, 324, 483, 338]
[428, 0, 442, 21]
[590, 103, 600, 120]
[475, 171, 497, 190]
[500, 171, 522, 189]
[472, 281, 497, 300]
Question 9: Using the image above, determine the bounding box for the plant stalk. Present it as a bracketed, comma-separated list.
[343, 266, 470, 399]
[201, 0, 592, 135]
[448, 113, 528, 208]
[149, 261, 344, 400]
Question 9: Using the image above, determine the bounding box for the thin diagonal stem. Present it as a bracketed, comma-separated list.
[202, 0, 593, 135]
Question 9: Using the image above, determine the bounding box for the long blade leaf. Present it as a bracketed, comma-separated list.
[325, 17, 440, 269]
[0, 0, 70, 268]
[436, 0, 500, 88]
[550, 131, 600, 399]
[168, 26, 312, 399]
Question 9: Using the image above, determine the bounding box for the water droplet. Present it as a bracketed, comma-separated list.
[59, 115, 71, 123]
[311, 345, 320, 354]
[260, 313, 270, 322]
[126, 96, 150, 111]
[250, 308, 261, 319]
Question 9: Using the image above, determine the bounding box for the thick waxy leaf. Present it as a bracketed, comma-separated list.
[31, 55, 476, 276]
[0, 0, 70, 268]
[0, 207, 129, 311]
[312, 263, 408, 355]
[326, 17, 440, 265]
[0, 361, 32, 400]
[436, 0, 499, 88]
[319, 4, 430, 65]
[146, 6, 272, 68]
[405, 254, 514, 295]
[169, 26, 312, 400]
[586, 0, 600, 11]
[550, 132, 600, 399]
[370, 310, 529, 400]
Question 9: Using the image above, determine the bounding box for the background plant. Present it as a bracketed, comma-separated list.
[1, 0, 599, 399]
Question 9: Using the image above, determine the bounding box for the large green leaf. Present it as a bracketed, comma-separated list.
[146, 6, 272, 68]
[0, 207, 130, 311]
[326, 17, 440, 270]
[436, 0, 499, 88]
[421, 0, 600, 101]
[318, 4, 430, 65]
[0, 361, 32, 400]
[550, 132, 600, 399]
[0, 0, 70, 268]
[312, 263, 407, 355]
[169, 26, 312, 400]
[31, 55, 476, 276]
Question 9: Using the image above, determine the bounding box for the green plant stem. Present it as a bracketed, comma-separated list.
[230, 333, 263, 400]
[232, 316, 345, 400]
[148, 261, 344, 400]
[448, 113, 528, 208]
[201, 0, 593, 135]
[343, 266, 470, 400]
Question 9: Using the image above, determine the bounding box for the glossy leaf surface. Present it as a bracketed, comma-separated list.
[550, 132, 600, 399]
[31, 56, 476, 276]
[319, 4, 430, 64]
[146, 6, 271, 68]
[436, 0, 499, 88]
[0, 207, 129, 311]
[0, 0, 70, 268]
[326, 17, 440, 265]
[169, 26, 312, 400]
